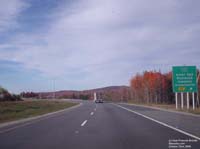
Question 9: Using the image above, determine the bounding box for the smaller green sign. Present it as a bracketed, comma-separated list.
[172, 66, 197, 93]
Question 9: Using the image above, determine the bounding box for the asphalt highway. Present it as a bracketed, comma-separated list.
[0, 101, 199, 149]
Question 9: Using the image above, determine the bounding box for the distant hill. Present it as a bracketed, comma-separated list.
[21, 86, 132, 101]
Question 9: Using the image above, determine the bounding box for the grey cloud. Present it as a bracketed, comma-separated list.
[0, 0, 29, 32]
[1, 0, 200, 89]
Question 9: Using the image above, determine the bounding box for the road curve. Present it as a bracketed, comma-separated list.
[0, 101, 199, 149]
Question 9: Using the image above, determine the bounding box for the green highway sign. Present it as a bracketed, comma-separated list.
[172, 66, 197, 93]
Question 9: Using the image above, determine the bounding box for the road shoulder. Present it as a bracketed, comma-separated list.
[121, 102, 200, 117]
[0, 103, 82, 129]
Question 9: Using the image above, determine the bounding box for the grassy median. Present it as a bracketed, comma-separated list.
[0, 100, 78, 123]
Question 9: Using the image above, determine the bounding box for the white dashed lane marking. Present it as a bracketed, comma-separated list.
[81, 120, 87, 127]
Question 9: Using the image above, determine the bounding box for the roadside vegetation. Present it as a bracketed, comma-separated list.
[0, 86, 21, 101]
[130, 70, 200, 105]
[0, 100, 77, 123]
[1, 69, 199, 118]
[129, 70, 200, 115]
[130, 71, 173, 104]
[128, 100, 200, 115]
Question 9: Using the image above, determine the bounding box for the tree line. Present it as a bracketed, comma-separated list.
[1, 70, 199, 104]
[130, 71, 173, 103]
[0, 87, 21, 101]
[130, 70, 200, 105]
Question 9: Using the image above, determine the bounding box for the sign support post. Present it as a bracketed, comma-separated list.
[175, 92, 178, 109]
[181, 92, 184, 109]
[192, 92, 195, 110]
[187, 92, 189, 109]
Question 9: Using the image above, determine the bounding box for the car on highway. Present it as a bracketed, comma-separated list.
[95, 99, 103, 103]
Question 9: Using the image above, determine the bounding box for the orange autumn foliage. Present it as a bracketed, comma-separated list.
[130, 71, 173, 103]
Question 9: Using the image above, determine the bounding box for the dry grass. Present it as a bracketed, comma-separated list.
[127, 101, 200, 115]
[0, 100, 77, 123]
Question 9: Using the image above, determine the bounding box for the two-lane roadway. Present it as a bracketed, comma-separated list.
[0, 100, 199, 149]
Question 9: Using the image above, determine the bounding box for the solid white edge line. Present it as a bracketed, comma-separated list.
[114, 104, 200, 141]
[81, 120, 87, 127]
[121, 103, 200, 118]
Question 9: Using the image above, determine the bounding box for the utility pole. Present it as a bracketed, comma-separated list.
[52, 79, 56, 99]
[197, 71, 200, 107]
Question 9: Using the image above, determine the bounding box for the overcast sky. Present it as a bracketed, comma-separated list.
[0, 0, 200, 93]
